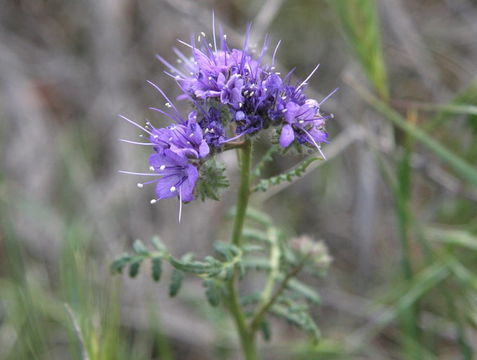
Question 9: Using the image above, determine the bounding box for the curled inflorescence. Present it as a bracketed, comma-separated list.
[120, 19, 336, 218]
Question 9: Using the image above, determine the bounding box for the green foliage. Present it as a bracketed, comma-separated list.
[352, 80, 477, 188]
[203, 279, 221, 307]
[169, 269, 184, 297]
[271, 302, 321, 343]
[330, 0, 389, 99]
[111, 238, 241, 304]
[252, 157, 321, 192]
[285, 278, 321, 305]
[151, 257, 162, 282]
[195, 159, 230, 201]
[111, 205, 327, 345]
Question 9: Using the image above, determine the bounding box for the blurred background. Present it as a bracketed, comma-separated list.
[1, 0, 477, 359]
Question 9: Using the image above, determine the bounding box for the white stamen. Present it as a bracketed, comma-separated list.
[150, 199, 157, 204]
[149, 166, 155, 171]
[201, 31, 206, 37]
[297, 63, 321, 91]
[170, 186, 176, 192]
[224, 34, 227, 40]
[178, 187, 183, 223]
[239, 103, 243, 108]
[165, 102, 172, 108]
[159, 165, 166, 170]
[137, 183, 144, 188]
[189, 133, 194, 138]
[208, 43, 213, 48]
[282, 109, 288, 113]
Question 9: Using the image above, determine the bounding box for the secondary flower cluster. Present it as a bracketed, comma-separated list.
[121, 22, 334, 214]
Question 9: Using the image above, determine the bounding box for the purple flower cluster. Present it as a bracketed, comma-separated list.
[120, 20, 335, 216]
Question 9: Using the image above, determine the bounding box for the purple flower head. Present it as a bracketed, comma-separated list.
[148, 116, 209, 159]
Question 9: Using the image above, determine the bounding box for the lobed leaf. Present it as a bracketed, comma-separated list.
[203, 279, 221, 307]
[151, 257, 162, 282]
[169, 269, 184, 297]
[253, 157, 321, 192]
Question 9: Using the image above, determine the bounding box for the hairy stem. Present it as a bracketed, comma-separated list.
[226, 140, 258, 360]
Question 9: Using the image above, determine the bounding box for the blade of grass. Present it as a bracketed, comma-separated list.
[330, 0, 389, 100]
[346, 76, 477, 188]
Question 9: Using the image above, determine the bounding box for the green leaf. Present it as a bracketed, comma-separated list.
[128, 258, 142, 278]
[331, 0, 389, 99]
[169, 269, 184, 297]
[245, 207, 273, 226]
[169, 257, 221, 276]
[253, 157, 321, 192]
[151, 236, 166, 252]
[110, 254, 132, 274]
[214, 242, 240, 261]
[133, 239, 148, 256]
[286, 278, 321, 305]
[425, 227, 477, 251]
[242, 257, 271, 271]
[242, 228, 270, 243]
[259, 320, 272, 342]
[271, 303, 320, 343]
[195, 160, 229, 201]
[151, 257, 162, 282]
[203, 279, 221, 307]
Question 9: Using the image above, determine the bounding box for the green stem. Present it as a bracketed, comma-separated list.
[250, 256, 308, 333]
[231, 140, 252, 247]
[226, 140, 258, 360]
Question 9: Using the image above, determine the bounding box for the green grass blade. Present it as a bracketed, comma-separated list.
[349, 79, 477, 188]
[330, 0, 389, 99]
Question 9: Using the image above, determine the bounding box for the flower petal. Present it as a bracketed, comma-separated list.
[279, 124, 295, 147]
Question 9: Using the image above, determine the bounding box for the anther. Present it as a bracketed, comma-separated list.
[137, 183, 144, 188]
[149, 166, 155, 171]
[150, 199, 157, 204]
[170, 186, 176, 192]
[159, 165, 166, 170]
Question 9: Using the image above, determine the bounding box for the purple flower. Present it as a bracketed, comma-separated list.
[148, 149, 199, 203]
[149, 117, 209, 159]
[278, 99, 328, 158]
[220, 74, 244, 108]
[195, 108, 226, 149]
